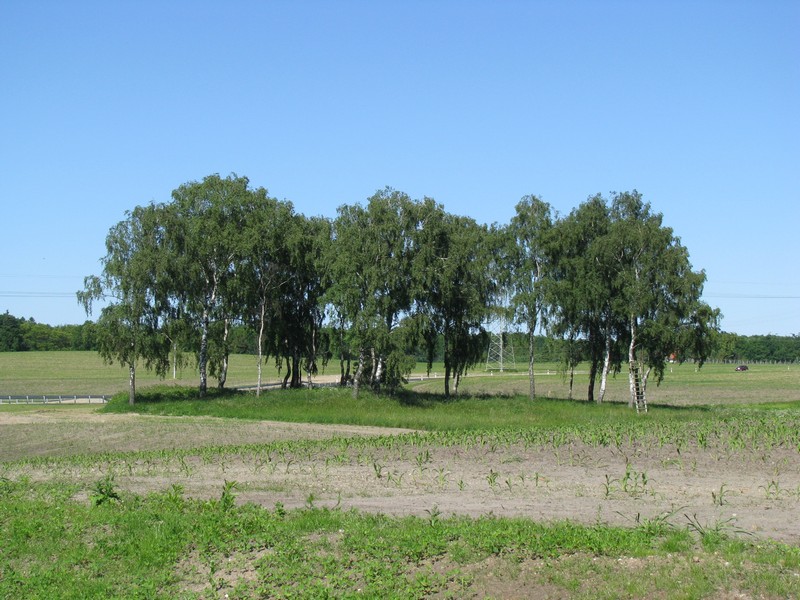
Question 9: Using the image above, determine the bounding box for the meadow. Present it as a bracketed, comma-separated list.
[2, 350, 799, 405]
[1, 353, 799, 598]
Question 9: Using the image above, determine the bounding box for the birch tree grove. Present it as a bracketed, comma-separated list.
[545, 191, 718, 404]
[80, 175, 718, 408]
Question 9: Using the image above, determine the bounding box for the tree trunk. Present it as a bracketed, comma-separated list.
[587, 328, 600, 402]
[282, 357, 291, 389]
[628, 316, 637, 409]
[291, 353, 302, 388]
[198, 283, 217, 398]
[256, 302, 266, 396]
[598, 332, 612, 403]
[340, 354, 351, 387]
[528, 325, 536, 400]
[568, 365, 574, 400]
[374, 355, 384, 389]
[353, 348, 365, 398]
[128, 363, 136, 406]
[370, 347, 378, 386]
[218, 318, 230, 390]
[443, 331, 451, 397]
[199, 303, 210, 397]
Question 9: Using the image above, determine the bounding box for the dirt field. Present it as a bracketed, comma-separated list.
[2, 408, 798, 546]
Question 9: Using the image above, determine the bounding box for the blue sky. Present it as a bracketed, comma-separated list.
[1, 1, 798, 335]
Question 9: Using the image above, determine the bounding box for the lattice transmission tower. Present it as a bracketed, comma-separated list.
[485, 313, 516, 372]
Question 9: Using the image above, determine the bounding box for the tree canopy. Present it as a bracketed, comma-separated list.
[77, 175, 724, 404]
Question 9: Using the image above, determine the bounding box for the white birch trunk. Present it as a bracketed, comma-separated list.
[374, 356, 384, 386]
[353, 348, 365, 398]
[199, 302, 210, 397]
[370, 347, 378, 385]
[198, 280, 218, 397]
[528, 324, 536, 400]
[218, 317, 229, 389]
[628, 316, 637, 409]
[598, 332, 612, 403]
[256, 302, 266, 397]
[128, 363, 136, 406]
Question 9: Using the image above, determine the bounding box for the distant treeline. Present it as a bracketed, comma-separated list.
[0, 312, 97, 352]
[2, 311, 797, 364]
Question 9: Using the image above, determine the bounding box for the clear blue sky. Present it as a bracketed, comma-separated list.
[2, 1, 798, 336]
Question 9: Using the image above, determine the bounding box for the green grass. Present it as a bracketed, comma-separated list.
[412, 361, 800, 406]
[2, 477, 798, 599]
[2, 351, 798, 406]
[0, 351, 287, 395]
[100, 384, 720, 432]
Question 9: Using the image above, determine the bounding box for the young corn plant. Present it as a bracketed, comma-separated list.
[621, 465, 649, 498]
[711, 483, 730, 506]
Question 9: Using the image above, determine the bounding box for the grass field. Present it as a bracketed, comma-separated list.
[0, 351, 283, 396]
[1, 351, 798, 406]
[1, 352, 799, 598]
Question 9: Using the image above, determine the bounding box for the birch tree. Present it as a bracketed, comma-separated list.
[607, 191, 718, 407]
[165, 174, 252, 397]
[506, 195, 554, 399]
[327, 189, 418, 396]
[547, 195, 618, 402]
[273, 214, 330, 389]
[413, 202, 495, 397]
[77, 204, 170, 404]
[238, 191, 295, 395]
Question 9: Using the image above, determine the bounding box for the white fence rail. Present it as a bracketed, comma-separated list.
[0, 395, 109, 405]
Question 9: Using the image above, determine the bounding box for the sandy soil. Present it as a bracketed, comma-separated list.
[2, 409, 799, 545]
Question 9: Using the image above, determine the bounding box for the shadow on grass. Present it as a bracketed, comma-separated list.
[395, 387, 715, 415]
[106, 385, 246, 408]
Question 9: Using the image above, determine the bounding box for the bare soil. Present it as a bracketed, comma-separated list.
[2, 408, 798, 547]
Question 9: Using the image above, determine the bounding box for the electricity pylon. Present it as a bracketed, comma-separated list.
[485, 313, 516, 372]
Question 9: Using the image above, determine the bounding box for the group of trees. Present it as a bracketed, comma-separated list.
[712, 332, 800, 364]
[78, 173, 719, 406]
[504, 192, 719, 407]
[0, 312, 96, 352]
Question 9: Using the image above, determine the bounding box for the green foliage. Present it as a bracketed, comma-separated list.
[90, 474, 122, 506]
[0, 312, 98, 352]
[0, 311, 26, 351]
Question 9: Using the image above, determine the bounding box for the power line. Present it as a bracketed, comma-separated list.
[705, 294, 800, 299]
[0, 291, 76, 298]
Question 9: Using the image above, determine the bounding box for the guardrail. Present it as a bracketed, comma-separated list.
[0, 395, 110, 405]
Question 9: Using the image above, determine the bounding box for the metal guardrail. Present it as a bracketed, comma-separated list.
[0, 395, 110, 405]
